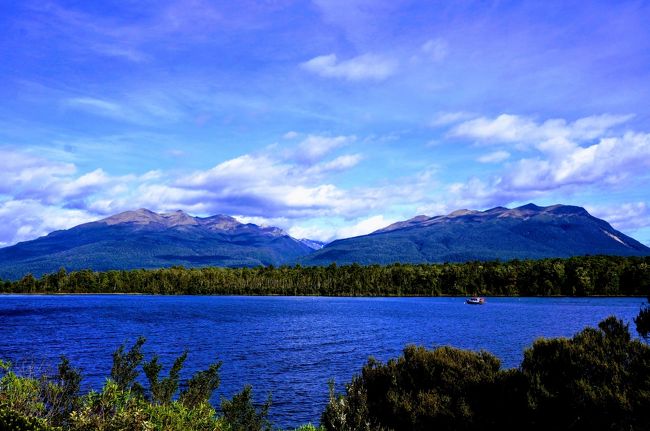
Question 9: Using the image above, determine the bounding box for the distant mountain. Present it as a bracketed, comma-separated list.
[301, 204, 650, 266]
[0, 209, 314, 279]
[1, 204, 648, 280]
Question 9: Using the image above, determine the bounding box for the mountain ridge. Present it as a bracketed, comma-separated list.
[0, 209, 312, 279]
[0, 204, 648, 280]
[301, 203, 650, 266]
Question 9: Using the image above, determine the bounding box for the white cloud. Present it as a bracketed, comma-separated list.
[300, 53, 398, 81]
[503, 132, 650, 191]
[441, 128, 650, 212]
[0, 149, 76, 201]
[0, 200, 96, 247]
[65, 98, 125, 118]
[3, 112, 649, 247]
[477, 150, 510, 163]
[288, 214, 398, 242]
[306, 154, 363, 174]
[92, 44, 149, 62]
[58, 169, 111, 200]
[233, 215, 289, 228]
[336, 215, 397, 238]
[437, 112, 650, 211]
[294, 134, 355, 165]
[165, 141, 380, 220]
[450, 113, 634, 147]
[283, 131, 299, 139]
[586, 202, 650, 232]
[430, 111, 475, 127]
[421, 38, 448, 62]
[179, 154, 289, 189]
[64, 94, 184, 125]
[167, 149, 186, 158]
[451, 114, 537, 143]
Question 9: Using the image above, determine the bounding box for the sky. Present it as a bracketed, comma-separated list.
[1, 0, 650, 246]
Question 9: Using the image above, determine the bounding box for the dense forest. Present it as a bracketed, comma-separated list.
[2, 255, 649, 296]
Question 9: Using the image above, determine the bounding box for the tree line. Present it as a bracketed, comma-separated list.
[2, 255, 649, 296]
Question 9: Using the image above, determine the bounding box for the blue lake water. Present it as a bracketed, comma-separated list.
[0, 295, 645, 427]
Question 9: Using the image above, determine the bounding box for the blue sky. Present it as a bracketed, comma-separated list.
[1, 0, 650, 246]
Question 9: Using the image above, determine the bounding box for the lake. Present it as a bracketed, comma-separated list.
[0, 295, 645, 427]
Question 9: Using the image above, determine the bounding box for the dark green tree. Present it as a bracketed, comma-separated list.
[180, 361, 222, 408]
[39, 356, 81, 426]
[522, 317, 650, 430]
[221, 385, 272, 431]
[143, 351, 187, 405]
[635, 283, 650, 341]
[110, 336, 146, 394]
[322, 345, 507, 431]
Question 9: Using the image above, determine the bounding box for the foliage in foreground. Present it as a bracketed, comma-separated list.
[0, 340, 278, 431]
[635, 303, 650, 340]
[3, 314, 650, 430]
[322, 316, 650, 431]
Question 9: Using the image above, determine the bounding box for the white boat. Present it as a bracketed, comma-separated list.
[466, 296, 485, 305]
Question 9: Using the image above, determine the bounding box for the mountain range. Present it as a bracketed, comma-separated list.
[0, 204, 648, 279]
[0, 208, 313, 279]
[302, 204, 650, 265]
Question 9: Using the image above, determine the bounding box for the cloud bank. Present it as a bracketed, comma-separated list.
[1, 112, 650, 246]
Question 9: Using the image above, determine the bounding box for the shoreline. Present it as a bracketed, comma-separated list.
[1, 292, 646, 298]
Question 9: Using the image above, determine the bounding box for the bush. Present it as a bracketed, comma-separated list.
[323, 317, 650, 431]
[0, 407, 59, 431]
[635, 303, 650, 340]
[522, 316, 650, 430]
[221, 385, 271, 431]
[322, 346, 507, 431]
[1, 340, 229, 431]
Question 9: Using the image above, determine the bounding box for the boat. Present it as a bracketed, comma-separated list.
[466, 296, 485, 305]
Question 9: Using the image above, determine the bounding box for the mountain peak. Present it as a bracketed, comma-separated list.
[545, 204, 590, 216]
[101, 208, 200, 227]
[375, 215, 432, 233]
[102, 208, 162, 225]
[447, 209, 479, 217]
[199, 214, 242, 231]
[160, 210, 197, 226]
[518, 203, 543, 211]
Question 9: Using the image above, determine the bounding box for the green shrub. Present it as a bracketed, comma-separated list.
[0, 407, 59, 431]
[143, 351, 187, 405]
[68, 380, 223, 431]
[0, 363, 45, 420]
[522, 316, 650, 430]
[110, 337, 146, 395]
[322, 345, 506, 431]
[221, 385, 271, 431]
[635, 303, 650, 340]
[1, 340, 227, 431]
[323, 317, 650, 431]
